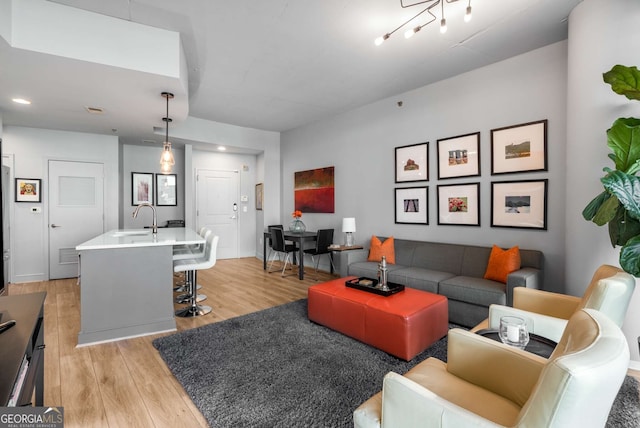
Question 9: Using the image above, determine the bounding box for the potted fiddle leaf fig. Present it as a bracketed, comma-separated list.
[582, 64, 640, 277]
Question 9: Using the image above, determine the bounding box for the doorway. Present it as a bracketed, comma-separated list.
[49, 160, 104, 279]
[196, 169, 239, 259]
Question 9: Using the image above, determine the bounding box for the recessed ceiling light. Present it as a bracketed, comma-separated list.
[12, 98, 31, 105]
[218, 146, 227, 151]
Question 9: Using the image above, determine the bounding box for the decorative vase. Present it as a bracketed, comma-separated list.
[289, 218, 306, 233]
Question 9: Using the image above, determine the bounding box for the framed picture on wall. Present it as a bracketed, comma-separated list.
[395, 142, 429, 183]
[491, 119, 548, 175]
[132, 172, 153, 205]
[395, 186, 428, 224]
[15, 178, 41, 203]
[255, 183, 264, 210]
[491, 179, 548, 230]
[437, 132, 480, 179]
[437, 182, 480, 226]
[156, 174, 177, 206]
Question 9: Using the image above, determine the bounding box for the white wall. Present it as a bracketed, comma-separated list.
[566, 0, 640, 361]
[121, 144, 185, 229]
[169, 116, 280, 257]
[282, 42, 567, 290]
[192, 150, 257, 258]
[3, 126, 118, 282]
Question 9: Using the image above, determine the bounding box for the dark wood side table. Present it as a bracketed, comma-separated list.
[475, 328, 557, 358]
[330, 245, 365, 277]
[0, 292, 46, 406]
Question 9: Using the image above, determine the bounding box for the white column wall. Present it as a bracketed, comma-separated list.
[566, 0, 640, 361]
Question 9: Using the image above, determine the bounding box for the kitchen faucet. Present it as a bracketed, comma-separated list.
[132, 202, 158, 233]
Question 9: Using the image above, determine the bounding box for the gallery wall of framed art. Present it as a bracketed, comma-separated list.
[393, 119, 550, 230]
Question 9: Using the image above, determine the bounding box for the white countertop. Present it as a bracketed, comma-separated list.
[76, 227, 204, 250]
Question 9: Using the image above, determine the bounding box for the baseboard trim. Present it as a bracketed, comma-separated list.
[629, 360, 640, 371]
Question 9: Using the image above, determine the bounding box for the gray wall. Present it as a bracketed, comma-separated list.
[281, 41, 567, 291]
[121, 143, 185, 229]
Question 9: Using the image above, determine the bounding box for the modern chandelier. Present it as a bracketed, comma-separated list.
[160, 91, 175, 174]
[375, 0, 472, 46]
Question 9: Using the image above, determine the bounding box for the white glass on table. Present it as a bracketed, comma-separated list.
[498, 316, 530, 349]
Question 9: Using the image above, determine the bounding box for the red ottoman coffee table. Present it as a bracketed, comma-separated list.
[307, 277, 448, 361]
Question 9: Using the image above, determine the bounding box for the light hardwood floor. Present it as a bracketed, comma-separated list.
[7, 257, 335, 428]
[7, 257, 640, 427]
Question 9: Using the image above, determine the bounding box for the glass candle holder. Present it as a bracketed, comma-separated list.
[498, 316, 529, 349]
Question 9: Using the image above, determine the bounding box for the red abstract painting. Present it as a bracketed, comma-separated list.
[294, 166, 335, 213]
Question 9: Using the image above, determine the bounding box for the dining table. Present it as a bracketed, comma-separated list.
[263, 229, 319, 280]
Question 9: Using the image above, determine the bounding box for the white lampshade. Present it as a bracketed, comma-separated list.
[342, 217, 356, 233]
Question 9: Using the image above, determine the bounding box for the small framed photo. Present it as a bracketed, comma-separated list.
[491, 179, 548, 230]
[395, 142, 429, 183]
[256, 183, 264, 210]
[132, 172, 154, 205]
[395, 187, 428, 225]
[437, 183, 480, 226]
[437, 132, 480, 179]
[491, 119, 547, 175]
[156, 174, 177, 206]
[15, 178, 41, 203]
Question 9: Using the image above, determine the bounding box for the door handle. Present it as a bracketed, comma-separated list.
[51, 224, 62, 228]
[230, 215, 237, 219]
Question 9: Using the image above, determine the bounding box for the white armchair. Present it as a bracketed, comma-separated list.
[354, 308, 630, 428]
[476, 264, 635, 343]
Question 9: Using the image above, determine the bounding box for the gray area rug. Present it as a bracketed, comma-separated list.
[153, 299, 639, 427]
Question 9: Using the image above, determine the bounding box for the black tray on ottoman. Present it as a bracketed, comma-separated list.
[345, 277, 405, 297]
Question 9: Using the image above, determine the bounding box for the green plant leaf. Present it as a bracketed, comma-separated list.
[603, 65, 640, 101]
[620, 235, 640, 277]
[582, 190, 610, 221]
[609, 206, 640, 246]
[602, 170, 640, 220]
[592, 193, 618, 226]
[607, 117, 640, 172]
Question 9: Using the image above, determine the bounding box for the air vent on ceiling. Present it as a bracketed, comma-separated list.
[85, 106, 104, 114]
[142, 140, 156, 145]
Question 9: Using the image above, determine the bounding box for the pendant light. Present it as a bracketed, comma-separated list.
[160, 91, 175, 174]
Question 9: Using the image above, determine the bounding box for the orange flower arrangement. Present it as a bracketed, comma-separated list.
[292, 210, 303, 219]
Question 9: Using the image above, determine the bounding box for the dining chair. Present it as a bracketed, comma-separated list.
[268, 227, 298, 276]
[303, 228, 335, 280]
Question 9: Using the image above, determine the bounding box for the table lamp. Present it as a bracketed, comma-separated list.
[342, 217, 356, 247]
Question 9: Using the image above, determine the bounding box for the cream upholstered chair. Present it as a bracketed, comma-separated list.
[353, 308, 629, 428]
[475, 264, 635, 343]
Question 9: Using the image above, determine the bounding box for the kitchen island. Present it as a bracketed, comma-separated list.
[76, 228, 204, 346]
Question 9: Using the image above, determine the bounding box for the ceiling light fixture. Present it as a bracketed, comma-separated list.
[160, 92, 175, 174]
[464, 0, 472, 23]
[12, 98, 31, 105]
[439, 0, 447, 33]
[375, 0, 472, 45]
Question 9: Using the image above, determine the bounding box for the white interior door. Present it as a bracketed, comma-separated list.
[196, 169, 239, 259]
[49, 160, 104, 279]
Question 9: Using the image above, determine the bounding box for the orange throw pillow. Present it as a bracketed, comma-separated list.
[484, 245, 521, 283]
[367, 236, 395, 264]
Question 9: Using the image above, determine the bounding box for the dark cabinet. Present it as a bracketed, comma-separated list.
[0, 292, 46, 406]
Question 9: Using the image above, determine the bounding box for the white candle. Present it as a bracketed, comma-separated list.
[507, 324, 519, 342]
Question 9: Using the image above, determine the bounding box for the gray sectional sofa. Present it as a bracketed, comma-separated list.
[343, 237, 544, 327]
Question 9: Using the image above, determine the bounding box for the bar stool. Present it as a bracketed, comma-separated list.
[174, 233, 219, 317]
[174, 229, 212, 302]
[173, 227, 210, 292]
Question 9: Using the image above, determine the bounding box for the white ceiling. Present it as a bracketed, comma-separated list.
[0, 0, 582, 148]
